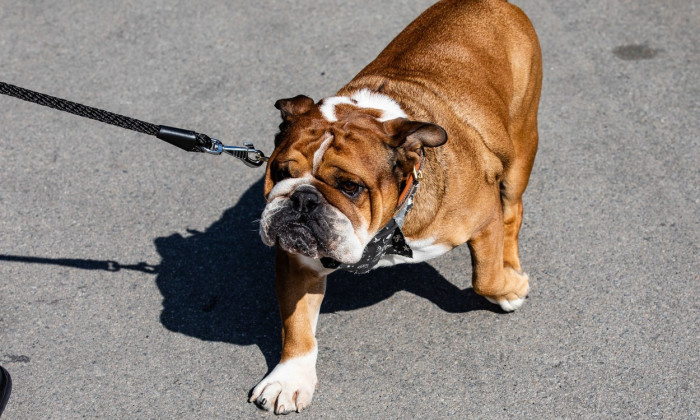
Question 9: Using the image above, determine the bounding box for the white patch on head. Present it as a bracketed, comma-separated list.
[249, 348, 318, 414]
[319, 96, 355, 122]
[312, 133, 333, 174]
[319, 88, 407, 123]
[350, 88, 407, 122]
[373, 237, 452, 268]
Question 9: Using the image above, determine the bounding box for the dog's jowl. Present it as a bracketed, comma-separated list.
[253, 0, 541, 414]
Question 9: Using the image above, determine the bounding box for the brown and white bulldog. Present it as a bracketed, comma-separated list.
[252, 0, 541, 414]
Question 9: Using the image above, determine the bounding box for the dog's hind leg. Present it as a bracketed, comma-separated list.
[468, 208, 530, 312]
[501, 27, 541, 275]
[499, 123, 537, 274]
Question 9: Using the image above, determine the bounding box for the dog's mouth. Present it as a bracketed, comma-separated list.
[261, 207, 330, 259]
[275, 223, 322, 259]
[259, 199, 365, 264]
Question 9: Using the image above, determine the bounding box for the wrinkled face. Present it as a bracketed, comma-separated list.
[259, 91, 447, 263]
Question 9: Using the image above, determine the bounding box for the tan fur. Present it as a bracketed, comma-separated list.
[254, 0, 542, 412]
[275, 249, 325, 361]
[337, 0, 542, 298]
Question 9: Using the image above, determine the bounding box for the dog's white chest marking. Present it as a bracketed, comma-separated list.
[373, 237, 452, 268]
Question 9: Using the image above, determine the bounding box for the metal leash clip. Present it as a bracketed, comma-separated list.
[202, 139, 269, 167]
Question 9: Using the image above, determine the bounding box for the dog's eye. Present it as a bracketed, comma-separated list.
[274, 167, 291, 183]
[338, 180, 362, 198]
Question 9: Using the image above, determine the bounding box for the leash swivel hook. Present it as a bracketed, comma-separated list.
[202, 139, 269, 167]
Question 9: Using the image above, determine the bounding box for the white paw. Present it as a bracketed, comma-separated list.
[485, 270, 530, 312]
[249, 351, 317, 414]
[486, 295, 526, 312]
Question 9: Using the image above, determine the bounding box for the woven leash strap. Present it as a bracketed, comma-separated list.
[0, 81, 213, 152]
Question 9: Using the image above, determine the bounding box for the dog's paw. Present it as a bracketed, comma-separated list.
[249, 352, 317, 414]
[485, 267, 530, 312]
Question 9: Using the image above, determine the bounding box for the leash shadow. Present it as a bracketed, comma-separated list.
[153, 177, 494, 370]
[0, 255, 158, 273]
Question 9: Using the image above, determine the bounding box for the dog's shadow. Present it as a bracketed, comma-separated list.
[154, 177, 494, 369]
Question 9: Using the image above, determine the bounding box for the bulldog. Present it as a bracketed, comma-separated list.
[252, 0, 541, 413]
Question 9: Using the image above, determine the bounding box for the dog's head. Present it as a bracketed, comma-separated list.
[259, 90, 447, 264]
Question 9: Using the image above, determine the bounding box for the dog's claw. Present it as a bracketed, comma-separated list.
[250, 353, 318, 414]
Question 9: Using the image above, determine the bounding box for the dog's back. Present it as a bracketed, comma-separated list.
[341, 0, 541, 174]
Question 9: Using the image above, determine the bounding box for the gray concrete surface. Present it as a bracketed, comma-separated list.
[0, 1, 697, 418]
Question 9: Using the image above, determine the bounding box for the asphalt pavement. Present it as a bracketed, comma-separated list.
[0, 1, 697, 418]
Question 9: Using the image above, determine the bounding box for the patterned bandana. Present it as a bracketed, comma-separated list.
[320, 156, 423, 274]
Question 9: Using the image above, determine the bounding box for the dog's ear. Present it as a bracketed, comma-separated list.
[383, 118, 447, 173]
[274, 95, 315, 122]
[383, 118, 447, 150]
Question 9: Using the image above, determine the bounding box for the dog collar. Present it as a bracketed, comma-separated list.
[321, 153, 424, 273]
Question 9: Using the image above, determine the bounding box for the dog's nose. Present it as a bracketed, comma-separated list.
[290, 188, 321, 214]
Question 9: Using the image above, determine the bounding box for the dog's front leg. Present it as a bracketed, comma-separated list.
[250, 248, 326, 414]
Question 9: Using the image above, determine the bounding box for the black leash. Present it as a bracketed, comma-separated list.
[0, 81, 268, 167]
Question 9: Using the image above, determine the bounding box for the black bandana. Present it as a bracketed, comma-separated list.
[320, 178, 418, 274]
